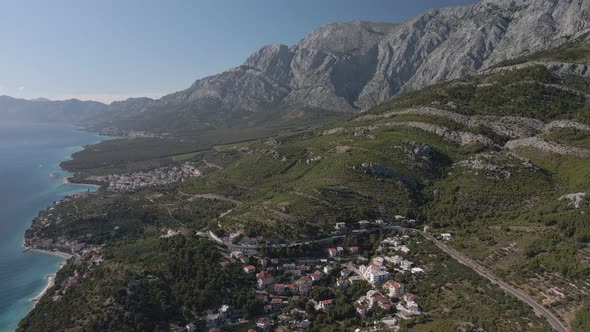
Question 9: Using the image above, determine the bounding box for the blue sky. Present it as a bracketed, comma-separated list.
[0, 0, 479, 103]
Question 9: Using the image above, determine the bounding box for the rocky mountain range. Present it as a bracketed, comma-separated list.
[0, 95, 105, 123]
[3, 0, 590, 136]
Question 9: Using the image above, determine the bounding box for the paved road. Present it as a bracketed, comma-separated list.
[207, 223, 568, 332]
[420, 231, 568, 332]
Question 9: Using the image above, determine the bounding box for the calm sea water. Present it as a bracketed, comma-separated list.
[0, 122, 105, 331]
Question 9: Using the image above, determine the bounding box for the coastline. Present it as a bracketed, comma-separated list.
[31, 274, 56, 303]
[62, 175, 101, 189]
[24, 246, 73, 260]
[21, 130, 106, 309]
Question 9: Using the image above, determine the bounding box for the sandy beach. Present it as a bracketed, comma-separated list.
[25, 247, 71, 305]
[24, 247, 73, 260]
[31, 274, 55, 303]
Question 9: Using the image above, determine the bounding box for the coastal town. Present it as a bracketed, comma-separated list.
[85, 162, 202, 192]
[27, 203, 455, 332]
[178, 218, 446, 331]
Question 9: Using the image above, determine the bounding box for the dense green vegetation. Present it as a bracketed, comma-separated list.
[573, 301, 590, 332]
[368, 65, 590, 125]
[19, 237, 259, 331]
[20, 41, 590, 331]
[495, 33, 590, 67]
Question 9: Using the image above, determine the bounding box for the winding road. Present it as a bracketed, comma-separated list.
[420, 231, 568, 332]
[206, 220, 568, 331]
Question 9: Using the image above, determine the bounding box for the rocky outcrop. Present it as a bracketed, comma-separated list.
[456, 152, 540, 180]
[359, 162, 418, 189]
[355, 107, 545, 139]
[504, 137, 590, 158]
[324, 120, 496, 147]
[543, 120, 590, 133]
[559, 193, 588, 208]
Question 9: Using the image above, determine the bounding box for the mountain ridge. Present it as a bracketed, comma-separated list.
[89, 0, 590, 135]
[3, 0, 590, 137]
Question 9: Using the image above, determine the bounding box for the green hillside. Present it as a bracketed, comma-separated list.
[20, 42, 590, 331]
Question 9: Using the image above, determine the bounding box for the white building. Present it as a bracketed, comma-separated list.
[369, 269, 390, 284]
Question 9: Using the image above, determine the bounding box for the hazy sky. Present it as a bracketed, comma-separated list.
[0, 0, 479, 103]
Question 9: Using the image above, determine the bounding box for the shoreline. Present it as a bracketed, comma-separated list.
[24, 246, 73, 260]
[62, 175, 101, 189]
[31, 274, 56, 303]
[22, 130, 108, 309]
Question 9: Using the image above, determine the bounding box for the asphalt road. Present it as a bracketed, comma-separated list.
[420, 231, 568, 332]
[207, 224, 568, 332]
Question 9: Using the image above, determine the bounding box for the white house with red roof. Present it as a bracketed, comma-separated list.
[383, 280, 405, 298]
[328, 248, 339, 257]
[318, 299, 333, 311]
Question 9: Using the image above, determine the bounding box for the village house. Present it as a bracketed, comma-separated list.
[441, 233, 452, 241]
[271, 297, 284, 309]
[372, 256, 385, 267]
[204, 305, 231, 329]
[274, 283, 285, 295]
[286, 283, 299, 294]
[360, 265, 390, 284]
[311, 270, 323, 282]
[256, 317, 271, 331]
[298, 320, 312, 329]
[411, 267, 425, 274]
[240, 256, 251, 264]
[286, 269, 302, 277]
[257, 276, 274, 289]
[349, 246, 359, 254]
[355, 303, 367, 317]
[336, 278, 349, 289]
[382, 237, 401, 247]
[383, 280, 405, 298]
[298, 283, 310, 296]
[386, 255, 403, 265]
[367, 290, 386, 308]
[396, 293, 421, 315]
[256, 292, 269, 303]
[231, 251, 243, 259]
[244, 265, 256, 274]
[400, 260, 413, 270]
[318, 299, 333, 311]
[299, 276, 313, 285]
[328, 248, 339, 257]
[378, 298, 393, 311]
[381, 316, 398, 329]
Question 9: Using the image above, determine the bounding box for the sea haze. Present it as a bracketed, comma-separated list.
[0, 122, 104, 331]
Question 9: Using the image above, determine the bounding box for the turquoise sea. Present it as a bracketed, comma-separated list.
[0, 122, 105, 331]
